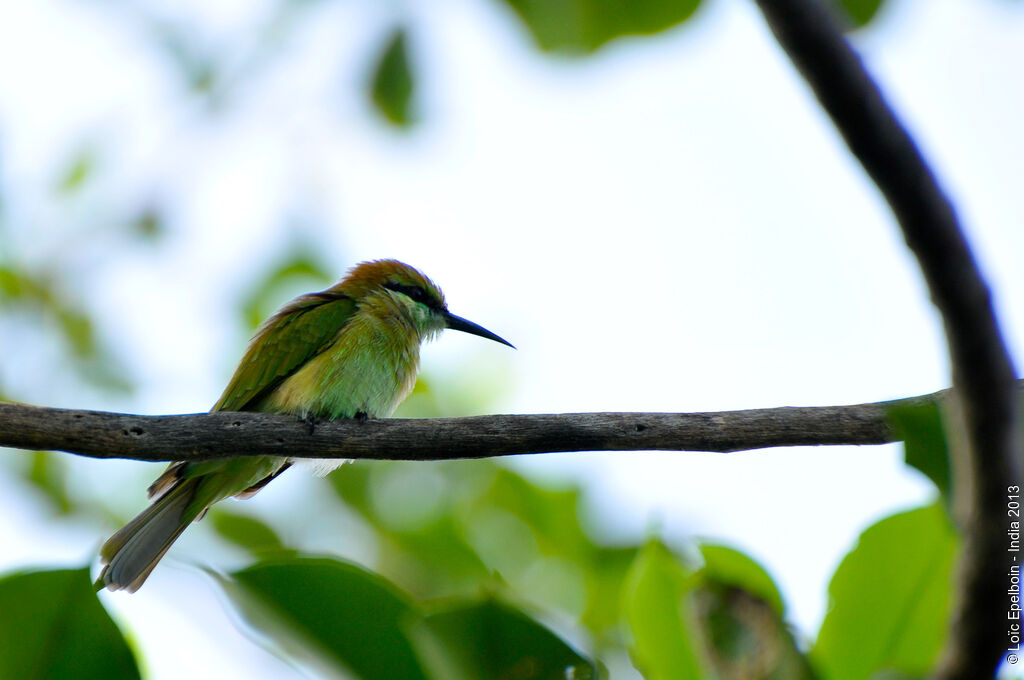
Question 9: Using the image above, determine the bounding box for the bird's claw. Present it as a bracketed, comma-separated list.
[354, 411, 369, 423]
[304, 413, 318, 435]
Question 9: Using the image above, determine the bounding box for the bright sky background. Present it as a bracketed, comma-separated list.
[1, 0, 1022, 678]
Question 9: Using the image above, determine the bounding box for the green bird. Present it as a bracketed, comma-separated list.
[97, 259, 513, 592]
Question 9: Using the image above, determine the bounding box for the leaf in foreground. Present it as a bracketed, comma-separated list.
[832, 0, 886, 28]
[888, 400, 952, 500]
[369, 28, 415, 128]
[698, 544, 785, 618]
[410, 598, 597, 680]
[209, 508, 288, 557]
[692, 543, 813, 679]
[0, 567, 140, 680]
[499, 0, 702, 54]
[222, 557, 428, 680]
[811, 504, 956, 680]
[622, 540, 710, 679]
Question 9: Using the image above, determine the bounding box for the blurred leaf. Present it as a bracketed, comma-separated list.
[698, 544, 785, 618]
[463, 506, 540, 582]
[0, 568, 140, 680]
[225, 556, 429, 680]
[0, 265, 132, 393]
[694, 546, 810, 680]
[499, 0, 702, 54]
[55, 148, 97, 195]
[77, 357, 134, 394]
[328, 459, 375, 517]
[394, 374, 449, 418]
[56, 307, 97, 359]
[888, 401, 951, 499]
[330, 454, 642, 643]
[331, 461, 495, 597]
[378, 513, 494, 598]
[410, 598, 597, 680]
[369, 28, 416, 128]
[210, 508, 287, 556]
[811, 504, 955, 680]
[580, 546, 638, 639]
[480, 468, 592, 560]
[396, 363, 515, 418]
[459, 468, 604, 619]
[370, 461, 449, 533]
[335, 459, 631, 630]
[622, 540, 710, 680]
[693, 585, 813, 680]
[463, 468, 615, 622]
[0, 265, 93, 359]
[241, 248, 334, 329]
[831, 0, 886, 27]
[130, 206, 164, 240]
[153, 22, 219, 94]
[25, 451, 73, 515]
[0, 265, 46, 300]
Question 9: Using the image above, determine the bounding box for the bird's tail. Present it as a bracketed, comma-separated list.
[95, 475, 204, 593]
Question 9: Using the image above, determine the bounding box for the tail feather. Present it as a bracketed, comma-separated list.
[97, 477, 202, 593]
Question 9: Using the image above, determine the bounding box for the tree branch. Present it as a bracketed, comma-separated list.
[0, 389, 943, 462]
[751, 1, 1021, 677]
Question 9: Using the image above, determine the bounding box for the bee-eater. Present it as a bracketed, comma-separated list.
[97, 259, 512, 592]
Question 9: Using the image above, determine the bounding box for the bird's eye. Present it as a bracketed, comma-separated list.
[385, 282, 430, 305]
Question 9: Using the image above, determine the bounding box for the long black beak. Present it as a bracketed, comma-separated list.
[444, 312, 515, 349]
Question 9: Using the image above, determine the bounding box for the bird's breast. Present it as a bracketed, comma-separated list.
[265, 311, 421, 420]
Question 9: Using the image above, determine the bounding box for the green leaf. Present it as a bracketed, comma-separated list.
[499, 0, 702, 54]
[0, 568, 140, 680]
[395, 365, 513, 418]
[330, 460, 626, 629]
[24, 451, 74, 515]
[831, 0, 886, 28]
[327, 459, 375, 516]
[224, 557, 429, 680]
[811, 504, 956, 680]
[377, 514, 493, 598]
[580, 546, 638, 638]
[888, 401, 951, 499]
[0, 265, 45, 300]
[369, 29, 415, 128]
[240, 248, 334, 330]
[329, 461, 493, 597]
[694, 588, 813, 680]
[410, 598, 597, 680]
[698, 544, 785, 617]
[458, 468, 601, 617]
[130, 206, 164, 240]
[622, 540, 710, 680]
[0, 265, 132, 393]
[694, 561, 813, 680]
[55, 148, 97, 195]
[153, 24, 218, 94]
[478, 468, 592, 561]
[209, 508, 287, 556]
[56, 307, 97, 359]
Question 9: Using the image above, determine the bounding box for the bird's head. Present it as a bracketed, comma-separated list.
[343, 259, 514, 348]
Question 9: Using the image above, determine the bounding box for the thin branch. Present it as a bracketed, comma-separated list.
[751, 1, 1021, 677]
[0, 390, 941, 462]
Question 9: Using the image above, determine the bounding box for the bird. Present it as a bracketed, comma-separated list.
[96, 259, 513, 592]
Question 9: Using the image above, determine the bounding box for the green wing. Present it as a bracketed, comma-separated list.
[213, 292, 357, 412]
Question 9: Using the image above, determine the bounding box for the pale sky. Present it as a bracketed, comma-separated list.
[1, 0, 1022, 678]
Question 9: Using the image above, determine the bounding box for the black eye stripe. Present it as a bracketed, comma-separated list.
[384, 282, 436, 307]
[384, 282, 420, 299]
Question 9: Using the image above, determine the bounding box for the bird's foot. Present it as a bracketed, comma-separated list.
[304, 413, 318, 435]
[354, 410, 369, 423]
